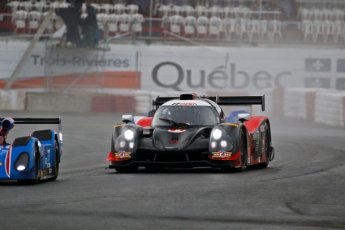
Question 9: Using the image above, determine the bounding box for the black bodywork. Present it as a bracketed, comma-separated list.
[108, 94, 269, 171]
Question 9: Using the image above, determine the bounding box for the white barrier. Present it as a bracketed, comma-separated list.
[0, 90, 26, 111]
[315, 92, 345, 127]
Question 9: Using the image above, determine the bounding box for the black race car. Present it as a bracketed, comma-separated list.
[106, 93, 275, 172]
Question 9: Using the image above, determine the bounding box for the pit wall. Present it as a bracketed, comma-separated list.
[1, 89, 345, 128]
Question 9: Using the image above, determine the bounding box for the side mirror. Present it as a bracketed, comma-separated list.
[122, 115, 133, 124]
[238, 113, 250, 122]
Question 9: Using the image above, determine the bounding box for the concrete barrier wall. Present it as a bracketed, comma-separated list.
[0, 90, 26, 111]
[1, 89, 345, 128]
[26, 92, 93, 112]
[314, 92, 345, 127]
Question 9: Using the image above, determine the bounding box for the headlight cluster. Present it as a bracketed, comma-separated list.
[209, 127, 233, 151]
[124, 129, 134, 140]
[116, 128, 137, 152]
[212, 128, 222, 140]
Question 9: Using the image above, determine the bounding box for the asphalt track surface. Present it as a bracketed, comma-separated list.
[1, 111, 345, 230]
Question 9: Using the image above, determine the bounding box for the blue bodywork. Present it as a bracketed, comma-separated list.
[226, 110, 250, 123]
[0, 117, 63, 183]
[0, 130, 62, 181]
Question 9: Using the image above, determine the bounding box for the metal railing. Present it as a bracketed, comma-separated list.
[1, 12, 345, 47]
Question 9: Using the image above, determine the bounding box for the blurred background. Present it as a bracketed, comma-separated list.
[0, 0, 344, 128]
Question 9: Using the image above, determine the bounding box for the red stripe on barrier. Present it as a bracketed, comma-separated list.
[113, 95, 135, 113]
[305, 92, 316, 122]
[91, 94, 114, 112]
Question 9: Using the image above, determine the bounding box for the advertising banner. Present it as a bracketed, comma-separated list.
[139, 45, 345, 92]
[0, 41, 344, 92]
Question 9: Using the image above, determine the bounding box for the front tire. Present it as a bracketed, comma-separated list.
[234, 129, 246, 172]
[115, 165, 138, 173]
[18, 145, 40, 185]
[221, 129, 246, 173]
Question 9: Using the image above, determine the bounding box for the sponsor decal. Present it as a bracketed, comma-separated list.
[305, 58, 331, 72]
[212, 151, 232, 158]
[262, 133, 266, 152]
[115, 151, 131, 159]
[171, 102, 197, 106]
[31, 55, 130, 68]
[304, 78, 330, 89]
[247, 157, 251, 164]
[47, 163, 51, 168]
[228, 123, 239, 127]
[45, 158, 47, 164]
[336, 59, 345, 73]
[168, 128, 186, 133]
[49, 168, 52, 174]
[258, 157, 261, 163]
[152, 61, 292, 91]
[254, 131, 260, 152]
[260, 125, 265, 132]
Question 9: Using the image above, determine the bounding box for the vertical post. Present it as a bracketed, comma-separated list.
[149, 0, 153, 37]
[135, 51, 139, 90]
[259, 0, 262, 20]
[4, 7, 55, 90]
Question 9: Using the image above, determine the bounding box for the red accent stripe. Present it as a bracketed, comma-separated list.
[5, 145, 11, 178]
[106, 151, 131, 162]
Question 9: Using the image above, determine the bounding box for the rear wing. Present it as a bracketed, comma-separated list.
[152, 96, 179, 108]
[152, 94, 265, 111]
[0, 118, 61, 124]
[205, 95, 265, 111]
[0, 117, 62, 141]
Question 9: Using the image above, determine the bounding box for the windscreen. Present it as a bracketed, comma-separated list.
[151, 105, 219, 126]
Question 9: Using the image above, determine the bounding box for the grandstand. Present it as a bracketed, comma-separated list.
[0, 0, 344, 46]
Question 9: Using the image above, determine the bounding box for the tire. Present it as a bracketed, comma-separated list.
[30, 147, 40, 184]
[221, 129, 246, 173]
[234, 129, 246, 172]
[115, 165, 138, 173]
[52, 140, 59, 180]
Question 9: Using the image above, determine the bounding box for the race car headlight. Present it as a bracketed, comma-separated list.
[17, 165, 26, 171]
[220, 140, 227, 148]
[14, 152, 29, 172]
[124, 129, 134, 141]
[119, 141, 126, 148]
[212, 128, 222, 140]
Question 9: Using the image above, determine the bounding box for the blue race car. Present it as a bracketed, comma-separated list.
[0, 117, 63, 184]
